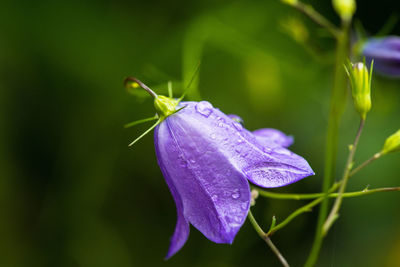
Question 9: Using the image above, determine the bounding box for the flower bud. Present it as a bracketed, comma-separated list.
[345, 61, 373, 120]
[362, 36, 400, 77]
[332, 0, 356, 21]
[381, 129, 400, 155]
[280, 0, 297, 6]
[154, 95, 178, 118]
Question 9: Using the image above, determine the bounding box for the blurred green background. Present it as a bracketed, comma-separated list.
[1, 0, 400, 266]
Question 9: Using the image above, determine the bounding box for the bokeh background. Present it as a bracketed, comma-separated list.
[1, 0, 400, 266]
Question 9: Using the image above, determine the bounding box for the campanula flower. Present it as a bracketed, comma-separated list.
[362, 36, 400, 77]
[125, 78, 315, 258]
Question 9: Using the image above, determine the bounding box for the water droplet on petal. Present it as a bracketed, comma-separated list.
[211, 194, 218, 201]
[241, 202, 249, 210]
[217, 117, 226, 127]
[274, 147, 292, 155]
[263, 147, 272, 153]
[195, 101, 213, 117]
[189, 159, 196, 164]
[231, 189, 240, 199]
[210, 133, 217, 139]
[178, 154, 187, 167]
[233, 121, 243, 131]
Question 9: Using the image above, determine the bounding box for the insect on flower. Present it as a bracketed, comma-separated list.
[125, 77, 315, 258]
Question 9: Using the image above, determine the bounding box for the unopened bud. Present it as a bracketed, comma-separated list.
[250, 189, 259, 206]
[332, 0, 356, 21]
[154, 95, 178, 118]
[381, 129, 400, 155]
[345, 61, 373, 120]
[281, 0, 298, 6]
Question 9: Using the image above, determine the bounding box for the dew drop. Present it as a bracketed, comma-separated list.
[211, 194, 218, 201]
[232, 121, 243, 131]
[274, 147, 292, 155]
[210, 133, 217, 139]
[217, 117, 226, 127]
[263, 147, 272, 153]
[241, 202, 249, 210]
[195, 101, 213, 117]
[231, 189, 241, 199]
[178, 155, 187, 167]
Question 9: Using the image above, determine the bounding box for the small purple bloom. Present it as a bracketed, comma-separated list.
[154, 101, 314, 258]
[362, 36, 400, 77]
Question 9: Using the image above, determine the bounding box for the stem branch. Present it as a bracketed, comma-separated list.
[323, 119, 365, 234]
[248, 211, 290, 267]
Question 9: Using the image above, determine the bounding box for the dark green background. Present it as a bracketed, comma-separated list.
[1, 0, 400, 266]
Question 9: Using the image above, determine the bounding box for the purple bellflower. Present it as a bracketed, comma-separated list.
[362, 36, 400, 77]
[125, 78, 314, 259]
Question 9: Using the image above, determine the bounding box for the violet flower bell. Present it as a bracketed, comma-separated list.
[125, 78, 315, 259]
[362, 36, 400, 77]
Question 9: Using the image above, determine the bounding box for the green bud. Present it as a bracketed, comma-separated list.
[345, 61, 373, 120]
[381, 129, 400, 155]
[281, 0, 297, 6]
[154, 95, 178, 118]
[332, 0, 356, 21]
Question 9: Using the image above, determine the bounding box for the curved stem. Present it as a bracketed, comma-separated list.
[323, 119, 365, 235]
[124, 77, 158, 98]
[248, 211, 290, 267]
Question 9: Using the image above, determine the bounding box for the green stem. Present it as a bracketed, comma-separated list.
[267, 197, 323, 236]
[305, 19, 351, 267]
[248, 210, 290, 267]
[265, 186, 400, 236]
[292, 1, 340, 38]
[256, 182, 341, 200]
[349, 152, 382, 177]
[323, 119, 365, 234]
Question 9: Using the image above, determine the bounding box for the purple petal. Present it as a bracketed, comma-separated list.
[155, 124, 190, 259]
[363, 36, 400, 77]
[253, 128, 294, 148]
[154, 108, 251, 256]
[170, 101, 314, 189]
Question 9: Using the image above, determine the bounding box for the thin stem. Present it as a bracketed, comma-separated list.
[124, 77, 158, 98]
[267, 197, 323, 236]
[256, 182, 341, 200]
[263, 186, 400, 237]
[124, 116, 158, 128]
[323, 119, 365, 235]
[248, 211, 290, 267]
[257, 185, 399, 200]
[291, 1, 340, 39]
[349, 152, 382, 177]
